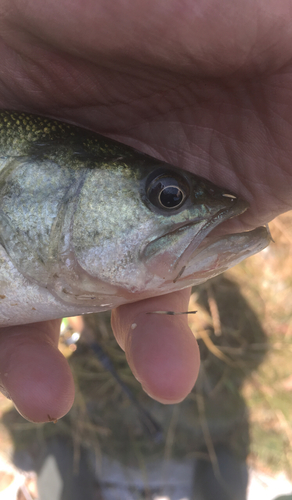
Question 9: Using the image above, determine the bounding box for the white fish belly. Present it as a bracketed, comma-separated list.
[0, 245, 102, 326]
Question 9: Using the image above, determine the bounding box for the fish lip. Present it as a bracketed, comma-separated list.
[198, 224, 272, 251]
[168, 226, 271, 286]
[183, 225, 271, 276]
[169, 197, 249, 269]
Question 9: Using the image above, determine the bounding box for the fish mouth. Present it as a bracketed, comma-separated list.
[170, 225, 271, 287]
[142, 195, 249, 282]
[170, 197, 249, 280]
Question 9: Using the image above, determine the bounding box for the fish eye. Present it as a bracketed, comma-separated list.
[146, 171, 189, 210]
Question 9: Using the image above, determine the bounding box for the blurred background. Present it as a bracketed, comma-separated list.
[0, 212, 291, 499]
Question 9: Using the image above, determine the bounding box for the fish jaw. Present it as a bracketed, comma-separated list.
[163, 226, 271, 291]
[101, 226, 271, 303]
[141, 196, 249, 282]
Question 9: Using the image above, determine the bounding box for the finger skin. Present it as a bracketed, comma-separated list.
[111, 289, 200, 403]
[0, 320, 75, 422]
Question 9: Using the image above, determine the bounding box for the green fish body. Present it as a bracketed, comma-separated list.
[0, 111, 270, 326]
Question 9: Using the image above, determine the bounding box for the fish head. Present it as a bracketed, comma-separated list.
[70, 160, 270, 303]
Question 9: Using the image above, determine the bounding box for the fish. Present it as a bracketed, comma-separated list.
[0, 110, 270, 326]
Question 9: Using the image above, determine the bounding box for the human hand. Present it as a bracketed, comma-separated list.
[0, 0, 291, 421]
